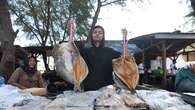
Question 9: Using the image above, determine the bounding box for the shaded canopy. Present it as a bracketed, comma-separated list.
[111, 43, 143, 54]
[128, 32, 195, 58]
[129, 32, 195, 88]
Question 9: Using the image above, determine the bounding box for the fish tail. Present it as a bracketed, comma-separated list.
[73, 83, 82, 92]
[130, 89, 137, 94]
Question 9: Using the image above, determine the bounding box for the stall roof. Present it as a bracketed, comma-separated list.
[128, 32, 195, 57]
[23, 40, 142, 55]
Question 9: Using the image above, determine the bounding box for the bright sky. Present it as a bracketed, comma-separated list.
[14, 0, 191, 45]
[97, 0, 191, 40]
[93, 0, 191, 69]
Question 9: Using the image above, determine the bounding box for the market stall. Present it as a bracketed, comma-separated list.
[1, 84, 194, 110]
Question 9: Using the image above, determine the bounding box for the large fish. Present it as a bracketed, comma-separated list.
[52, 18, 88, 91]
[112, 29, 139, 92]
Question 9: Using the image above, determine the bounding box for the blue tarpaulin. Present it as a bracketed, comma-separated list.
[110, 43, 143, 54]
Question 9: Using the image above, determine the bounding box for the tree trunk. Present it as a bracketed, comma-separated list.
[88, 0, 101, 42]
[0, 0, 17, 81]
[42, 50, 50, 71]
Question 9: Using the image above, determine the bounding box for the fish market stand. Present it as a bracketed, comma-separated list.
[0, 84, 195, 110]
[129, 32, 195, 89]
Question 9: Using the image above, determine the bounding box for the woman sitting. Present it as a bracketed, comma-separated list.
[8, 55, 44, 89]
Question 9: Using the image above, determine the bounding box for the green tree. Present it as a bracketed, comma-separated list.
[185, 0, 195, 32]
[189, 0, 195, 17]
[9, 0, 144, 70]
[9, 0, 93, 70]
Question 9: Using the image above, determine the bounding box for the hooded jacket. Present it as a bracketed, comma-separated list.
[80, 26, 120, 91]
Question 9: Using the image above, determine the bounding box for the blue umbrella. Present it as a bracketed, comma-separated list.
[111, 43, 143, 54]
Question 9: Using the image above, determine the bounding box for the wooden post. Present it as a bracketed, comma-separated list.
[187, 52, 189, 61]
[142, 44, 145, 63]
[162, 41, 167, 89]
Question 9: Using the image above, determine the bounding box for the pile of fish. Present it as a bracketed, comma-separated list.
[45, 85, 148, 110]
[3, 85, 195, 110]
[0, 85, 51, 110]
[46, 91, 101, 110]
[52, 18, 88, 91]
[137, 89, 195, 110]
[94, 86, 148, 110]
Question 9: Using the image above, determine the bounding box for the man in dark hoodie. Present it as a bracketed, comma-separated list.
[80, 25, 121, 91]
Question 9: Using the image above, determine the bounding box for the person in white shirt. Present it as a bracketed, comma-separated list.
[138, 62, 145, 84]
[170, 60, 177, 75]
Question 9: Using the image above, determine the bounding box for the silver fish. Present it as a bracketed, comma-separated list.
[95, 85, 148, 110]
[52, 42, 88, 91]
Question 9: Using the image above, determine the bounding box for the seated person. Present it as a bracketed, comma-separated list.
[175, 63, 195, 93]
[8, 56, 44, 89]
